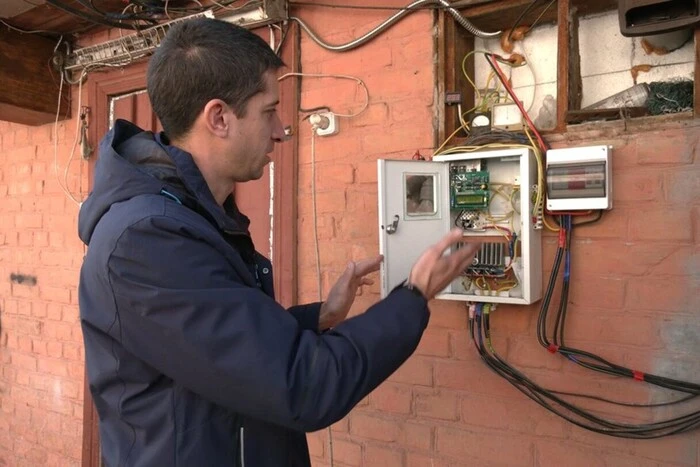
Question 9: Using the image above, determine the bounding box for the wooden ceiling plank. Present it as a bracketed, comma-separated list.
[0, 27, 70, 125]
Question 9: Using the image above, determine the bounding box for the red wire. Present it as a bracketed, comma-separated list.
[486, 53, 548, 153]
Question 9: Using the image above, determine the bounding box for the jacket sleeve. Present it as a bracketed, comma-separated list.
[287, 303, 322, 332]
[107, 215, 429, 432]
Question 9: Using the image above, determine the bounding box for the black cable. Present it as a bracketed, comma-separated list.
[506, 0, 540, 43]
[290, 1, 456, 10]
[45, 0, 140, 29]
[550, 390, 698, 408]
[537, 215, 700, 396]
[471, 307, 700, 438]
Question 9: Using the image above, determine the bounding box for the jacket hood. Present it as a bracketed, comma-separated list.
[78, 119, 250, 245]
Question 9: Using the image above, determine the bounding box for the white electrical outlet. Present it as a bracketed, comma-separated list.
[310, 111, 339, 136]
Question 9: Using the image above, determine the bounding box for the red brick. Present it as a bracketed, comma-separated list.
[426, 301, 469, 329]
[14, 213, 42, 229]
[567, 425, 698, 465]
[363, 444, 403, 466]
[11, 353, 37, 372]
[331, 417, 349, 434]
[43, 322, 72, 341]
[461, 393, 569, 437]
[562, 309, 661, 348]
[329, 438, 362, 466]
[436, 426, 533, 465]
[369, 382, 412, 414]
[387, 357, 433, 386]
[569, 240, 681, 277]
[664, 165, 700, 203]
[349, 413, 400, 442]
[298, 162, 354, 193]
[613, 169, 663, 202]
[568, 275, 626, 310]
[627, 277, 699, 312]
[506, 337, 564, 371]
[39, 286, 71, 304]
[637, 130, 697, 165]
[434, 360, 521, 398]
[629, 208, 693, 242]
[415, 328, 450, 357]
[406, 453, 450, 467]
[307, 430, 325, 459]
[653, 246, 699, 275]
[414, 388, 459, 421]
[37, 358, 70, 378]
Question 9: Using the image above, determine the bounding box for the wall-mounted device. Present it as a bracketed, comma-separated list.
[378, 148, 542, 305]
[546, 145, 613, 211]
[618, 0, 700, 37]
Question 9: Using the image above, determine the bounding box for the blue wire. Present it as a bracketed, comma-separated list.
[564, 215, 571, 281]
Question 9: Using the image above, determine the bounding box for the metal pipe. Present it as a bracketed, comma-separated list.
[290, 0, 500, 53]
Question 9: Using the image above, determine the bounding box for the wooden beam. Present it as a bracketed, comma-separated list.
[437, 10, 473, 147]
[695, 27, 700, 118]
[568, 6, 582, 112]
[459, 0, 616, 33]
[555, 0, 571, 133]
[0, 28, 70, 125]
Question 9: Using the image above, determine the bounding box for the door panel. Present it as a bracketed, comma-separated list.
[378, 159, 449, 296]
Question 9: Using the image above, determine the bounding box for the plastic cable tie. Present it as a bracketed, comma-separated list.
[632, 370, 645, 382]
[547, 344, 559, 354]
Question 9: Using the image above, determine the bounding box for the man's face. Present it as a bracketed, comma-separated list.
[227, 70, 284, 182]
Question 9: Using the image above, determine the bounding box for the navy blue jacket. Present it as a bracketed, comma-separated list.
[78, 120, 430, 466]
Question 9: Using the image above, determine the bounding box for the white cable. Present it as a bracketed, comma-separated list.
[53, 70, 81, 207]
[309, 125, 334, 467]
[518, 41, 537, 114]
[310, 127, 322, 301]
[64, 68, 88, 204]
[279, 72, 369, 118]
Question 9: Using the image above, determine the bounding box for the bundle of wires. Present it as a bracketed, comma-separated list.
[538, 214, 700, 408]
[45, 0, 255, 30]
[470, 213, 700, 438]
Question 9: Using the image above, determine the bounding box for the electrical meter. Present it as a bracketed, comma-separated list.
[378, 147, 543, 305]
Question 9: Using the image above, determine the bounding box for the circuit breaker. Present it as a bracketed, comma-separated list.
[378, 147, 542, 305]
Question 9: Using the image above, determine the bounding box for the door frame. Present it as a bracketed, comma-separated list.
[81, 27, 299, 467]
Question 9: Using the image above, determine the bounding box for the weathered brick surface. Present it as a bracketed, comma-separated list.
[295, 6, 700, 467]
[1, 94, 86, 467]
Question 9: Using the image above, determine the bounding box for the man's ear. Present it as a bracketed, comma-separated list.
[201, 99, 230, 138]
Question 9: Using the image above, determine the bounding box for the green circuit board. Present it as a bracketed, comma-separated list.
[450, 170, 489, 209]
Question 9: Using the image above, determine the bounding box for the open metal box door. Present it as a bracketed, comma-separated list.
[377, 159, 449, 297]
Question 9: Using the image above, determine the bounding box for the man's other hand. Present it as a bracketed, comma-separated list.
[319, 256, 383, 330]
[408, 229, 480, 300]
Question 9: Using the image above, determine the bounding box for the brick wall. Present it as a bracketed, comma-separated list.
[0, 102, 87, 465]
[293, 6, 700, 467]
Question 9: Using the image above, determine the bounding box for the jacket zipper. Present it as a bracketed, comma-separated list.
[240, 426, 245, 467]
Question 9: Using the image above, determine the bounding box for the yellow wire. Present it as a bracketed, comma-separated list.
[461, 50, 489, 103]
[524, 125, 545, 217]
[543, 214, 560, 232]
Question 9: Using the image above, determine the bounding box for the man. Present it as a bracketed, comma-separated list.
[78, 18, 479, 466]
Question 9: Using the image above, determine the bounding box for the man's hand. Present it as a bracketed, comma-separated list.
[319, 256, 383, 331]
[408, 229, 481, 300]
